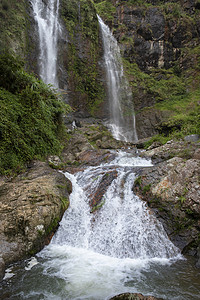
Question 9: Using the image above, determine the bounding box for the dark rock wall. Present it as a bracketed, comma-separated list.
[58, 0, 106, 117]
[95, 0, 200, 138]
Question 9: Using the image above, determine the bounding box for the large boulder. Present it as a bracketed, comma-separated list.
[133, 141, 200, 262]
[109, 293, 163, 300]
[0, 160, 72, 280]
[61, 122, 125, 166]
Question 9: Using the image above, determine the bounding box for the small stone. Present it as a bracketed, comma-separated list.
[48, 155, 62, 167]
[193, 148, 200, 160]
[184, 134, 200, 142]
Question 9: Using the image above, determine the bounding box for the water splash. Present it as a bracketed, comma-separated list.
[98, 16, 138, 142]
[53, 154, 179, 260]
[31, 0, 60, 87]
[2, 153, 196, 300]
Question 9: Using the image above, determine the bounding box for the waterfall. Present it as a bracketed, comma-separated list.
[31, 0, 60, 87]
[98, 16, 138, 142]
[52, 155, 179, 260]
[3, 151, 199, 300]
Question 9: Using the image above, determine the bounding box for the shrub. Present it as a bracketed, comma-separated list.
[0, 53, 71, 174]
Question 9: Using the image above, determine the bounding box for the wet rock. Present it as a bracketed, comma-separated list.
[48, 155, 62, 167]
[109, 293, 163, 300]
[77, 149, 116, 166]
[193, 148, 200, 159]
[0, 161, 71, 276]
[196, 245, 200, 268]
[133, 137, 153, 149]
[133, 140, 200, 262]
[141, 140, 199, 163]
[61, 122, 125, 166]
[89, 169, 118, 212]
[147, 141, 162, 150]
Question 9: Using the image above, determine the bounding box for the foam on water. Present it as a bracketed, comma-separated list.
[2, 152, 188, 300]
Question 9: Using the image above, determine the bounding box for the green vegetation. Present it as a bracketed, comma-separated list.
[46, 217, 60, 235]
[60, 0, 105, 115]
[142, 183, 152, 194]
[0, 53, 71, 175]
[90, 198, 105, 213]
[0, 0, 28, 56]
[95, 0, 116, 22]
[60, 196, 70, 209]
[123, 58, 200, 145]
[134, 176, 142, 188]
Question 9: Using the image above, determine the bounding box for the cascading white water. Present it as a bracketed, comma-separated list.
[33, 152, 180, 299]
[52, 153, 178, 260]
[31, 0, 60, 87]
[3, 151, 200, 300]
[98, 16, 138, 142]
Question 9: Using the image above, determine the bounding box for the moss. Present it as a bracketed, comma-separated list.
[123, 56, 200, 144]
[0, 0, 30, 57]
[90, 199, 105, 213]
[60, 0, 105, 116]
[60, 196, 70, 209]
[142, 183, 152, 194]
[94, 0, 116, 23]
[134, 176, 142, 188]
[46, 217, 60, 236]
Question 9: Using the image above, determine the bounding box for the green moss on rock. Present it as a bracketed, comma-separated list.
[60, 0, 105, 116]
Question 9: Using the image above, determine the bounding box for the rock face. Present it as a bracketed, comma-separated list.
[61, 121, 125, 165]
[109, 293, 163, 300]
[96, 0, 200, 139]
[0, 161, 71, 280]
[58, 0, 106, 117]
[133, 140, 200, 264]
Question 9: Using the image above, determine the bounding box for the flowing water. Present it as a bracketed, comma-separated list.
[31, 0, 60, 87]
[1, 151, 200, 300]
[2, 4, 200, 299]
[98, 16, 138, 143]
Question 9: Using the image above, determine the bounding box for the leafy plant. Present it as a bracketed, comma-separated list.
[0, 53, 71, 175]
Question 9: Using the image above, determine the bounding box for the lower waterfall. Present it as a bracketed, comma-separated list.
[2, 151, 200, 300]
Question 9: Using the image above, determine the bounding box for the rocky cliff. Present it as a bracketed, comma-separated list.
[1, 0, 199, 139]
[95, 0, 200, 139]
[58, 0, 106, 117]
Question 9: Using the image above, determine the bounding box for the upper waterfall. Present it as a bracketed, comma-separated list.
[98, 16, 138, 142]
[31, 0, 60, 87]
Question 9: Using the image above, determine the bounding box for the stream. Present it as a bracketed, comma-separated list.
[1, 151, 200, 300]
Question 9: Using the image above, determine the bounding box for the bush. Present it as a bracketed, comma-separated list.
[0, 53, 71, 175]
